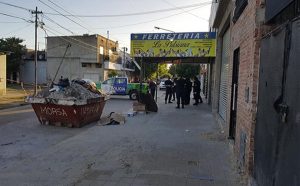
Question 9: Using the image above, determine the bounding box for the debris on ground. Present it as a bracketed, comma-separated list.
[98, 112, 125, 126]
[36, 78, 105, 100]
[26, 78, 107, 105]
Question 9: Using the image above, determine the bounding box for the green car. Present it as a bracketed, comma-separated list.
[96, 77, 148, 100]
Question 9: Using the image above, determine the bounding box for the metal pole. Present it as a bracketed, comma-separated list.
[32, 7, 42, 95]
[34, 7, 38, 95]
[139, 58, 143, 102]
[156, 63, 158, 102]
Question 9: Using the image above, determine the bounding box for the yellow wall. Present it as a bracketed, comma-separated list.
[0, 55, 6, 95]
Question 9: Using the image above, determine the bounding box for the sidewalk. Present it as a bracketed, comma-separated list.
[0, 91, 245, 185]
[0, 86, 30, 110]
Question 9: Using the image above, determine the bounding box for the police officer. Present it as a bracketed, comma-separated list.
[193, 76, 203, 105]
[175, 76, 186, 109]
[164, 77, 173, 104]
[184, 77, 192, 105]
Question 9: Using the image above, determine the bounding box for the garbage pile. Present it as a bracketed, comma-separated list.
[26, 78, 107, 105]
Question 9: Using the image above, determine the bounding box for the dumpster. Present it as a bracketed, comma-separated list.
[26, 80, 107, 128]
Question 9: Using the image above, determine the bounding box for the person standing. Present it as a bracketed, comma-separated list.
[175, 76, 185, 109]
[149, 80, 156, 99]
[184, 77, 192, 105]
[164, 77, 173, 104]
[193, 76, 203, 105]
[172, 78, 177, 101]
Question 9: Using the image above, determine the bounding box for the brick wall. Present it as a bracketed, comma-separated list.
[230, 0, 262, 174]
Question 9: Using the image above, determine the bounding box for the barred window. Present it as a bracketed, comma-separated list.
[233, 0, 248, 23]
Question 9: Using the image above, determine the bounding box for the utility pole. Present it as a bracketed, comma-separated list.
[31, 7, 42, 95]
[123, 47, 127, 76]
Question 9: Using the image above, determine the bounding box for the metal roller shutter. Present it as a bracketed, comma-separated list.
[218, 29, 230, 121]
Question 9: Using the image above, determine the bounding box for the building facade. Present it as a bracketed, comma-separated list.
[0, 54, 6, 95]
[47, 34, 132, 83]
[209, 0, 267, 177]
[20, 50, 47, 85]
[210, 0, 300, 185]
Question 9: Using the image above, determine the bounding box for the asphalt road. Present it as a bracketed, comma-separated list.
[0, 90, 243, 186]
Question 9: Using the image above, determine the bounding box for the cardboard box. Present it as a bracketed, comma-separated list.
[133, 102, 145, 111]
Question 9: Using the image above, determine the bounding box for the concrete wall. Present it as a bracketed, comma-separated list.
[0, 55, 6, 95]
[20, 61, 47, 85]
[47, 35, 100, 82]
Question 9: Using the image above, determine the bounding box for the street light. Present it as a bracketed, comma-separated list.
[154, 26, 175, 33]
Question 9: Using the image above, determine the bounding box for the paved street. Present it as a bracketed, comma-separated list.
[0, 90, 244, 186]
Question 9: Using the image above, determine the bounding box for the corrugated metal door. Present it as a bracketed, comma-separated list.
[254, 19, 300, 186]
[218, 29, 230, 121]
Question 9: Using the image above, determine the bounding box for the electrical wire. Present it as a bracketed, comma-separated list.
[162, 0, 208, 21]
[43, 1, 212, 17]
[0, 1, 32, 12]
[46, 0, 94, 33]
[43, 26, 99, 53]
[39, 0, 91, 33]
[90, 4, 209, 30]
[2, 23, 32, 36]
[0, 12, 33, 23]
[43, 14, 75, 34]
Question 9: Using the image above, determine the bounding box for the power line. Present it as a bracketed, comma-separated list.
[38, 0, 91, 33]
[2, 23, 32, 36]
[0, 1, 32, 12]
[91, 4, 209, 30]
[0, 12, 33, 23]
[162, 0, 208, 21]
[46, 0, 94, 33]
[43, 2, 212, 17]
[43, 14, 75, 34]
[43, 26, 99, 53]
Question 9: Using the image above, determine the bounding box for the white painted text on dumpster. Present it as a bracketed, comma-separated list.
[40, 106, 68, 117]
[81, 105, 100, 115]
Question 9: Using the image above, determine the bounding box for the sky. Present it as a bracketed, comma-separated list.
[0, 0, 212, 51]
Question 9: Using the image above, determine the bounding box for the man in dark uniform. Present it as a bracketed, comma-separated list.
[164, 77, 173, 104]
[184, 77, 192, 105]
[148, 80, 156, 98]
[193, 76, 203, 105]
[171, 78, 176, 101]
[175, 76, 186, 109]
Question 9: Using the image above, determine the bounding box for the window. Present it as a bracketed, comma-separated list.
[95, 63, 102, 68]
[82, 63, 92, 67]
[115, 78, 126, 84]
[233, 0, 248, 23]
[102, 79, 113, 85]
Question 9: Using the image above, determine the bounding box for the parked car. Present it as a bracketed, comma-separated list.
[159, 80, 166, 90]
[96, 77, 148, 100]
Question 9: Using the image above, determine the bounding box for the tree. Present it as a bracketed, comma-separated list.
[144, 63, 170, 80]
[0, 37, 26, 76]
[169, 64, 200, 78]
[108, 70, 118, 77]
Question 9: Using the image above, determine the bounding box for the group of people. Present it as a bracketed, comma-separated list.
[164, 76, 203, 109]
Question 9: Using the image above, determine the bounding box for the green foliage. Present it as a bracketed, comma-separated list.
[169, 64, 200, 78]
[0, 37, 26, 74]
[108, 70, 118, 77]
[144, 63, 170, 80]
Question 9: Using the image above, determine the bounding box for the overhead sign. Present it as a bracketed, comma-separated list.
[130, 32, 216, 58]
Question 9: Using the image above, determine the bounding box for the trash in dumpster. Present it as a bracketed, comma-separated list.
[98, 112, 125, 126]
[26, 78, 107, 128]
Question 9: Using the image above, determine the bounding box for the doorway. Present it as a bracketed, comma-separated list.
[229, 48, 240, 139]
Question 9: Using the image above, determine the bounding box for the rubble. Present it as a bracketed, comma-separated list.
[27, 79, 107, 106]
